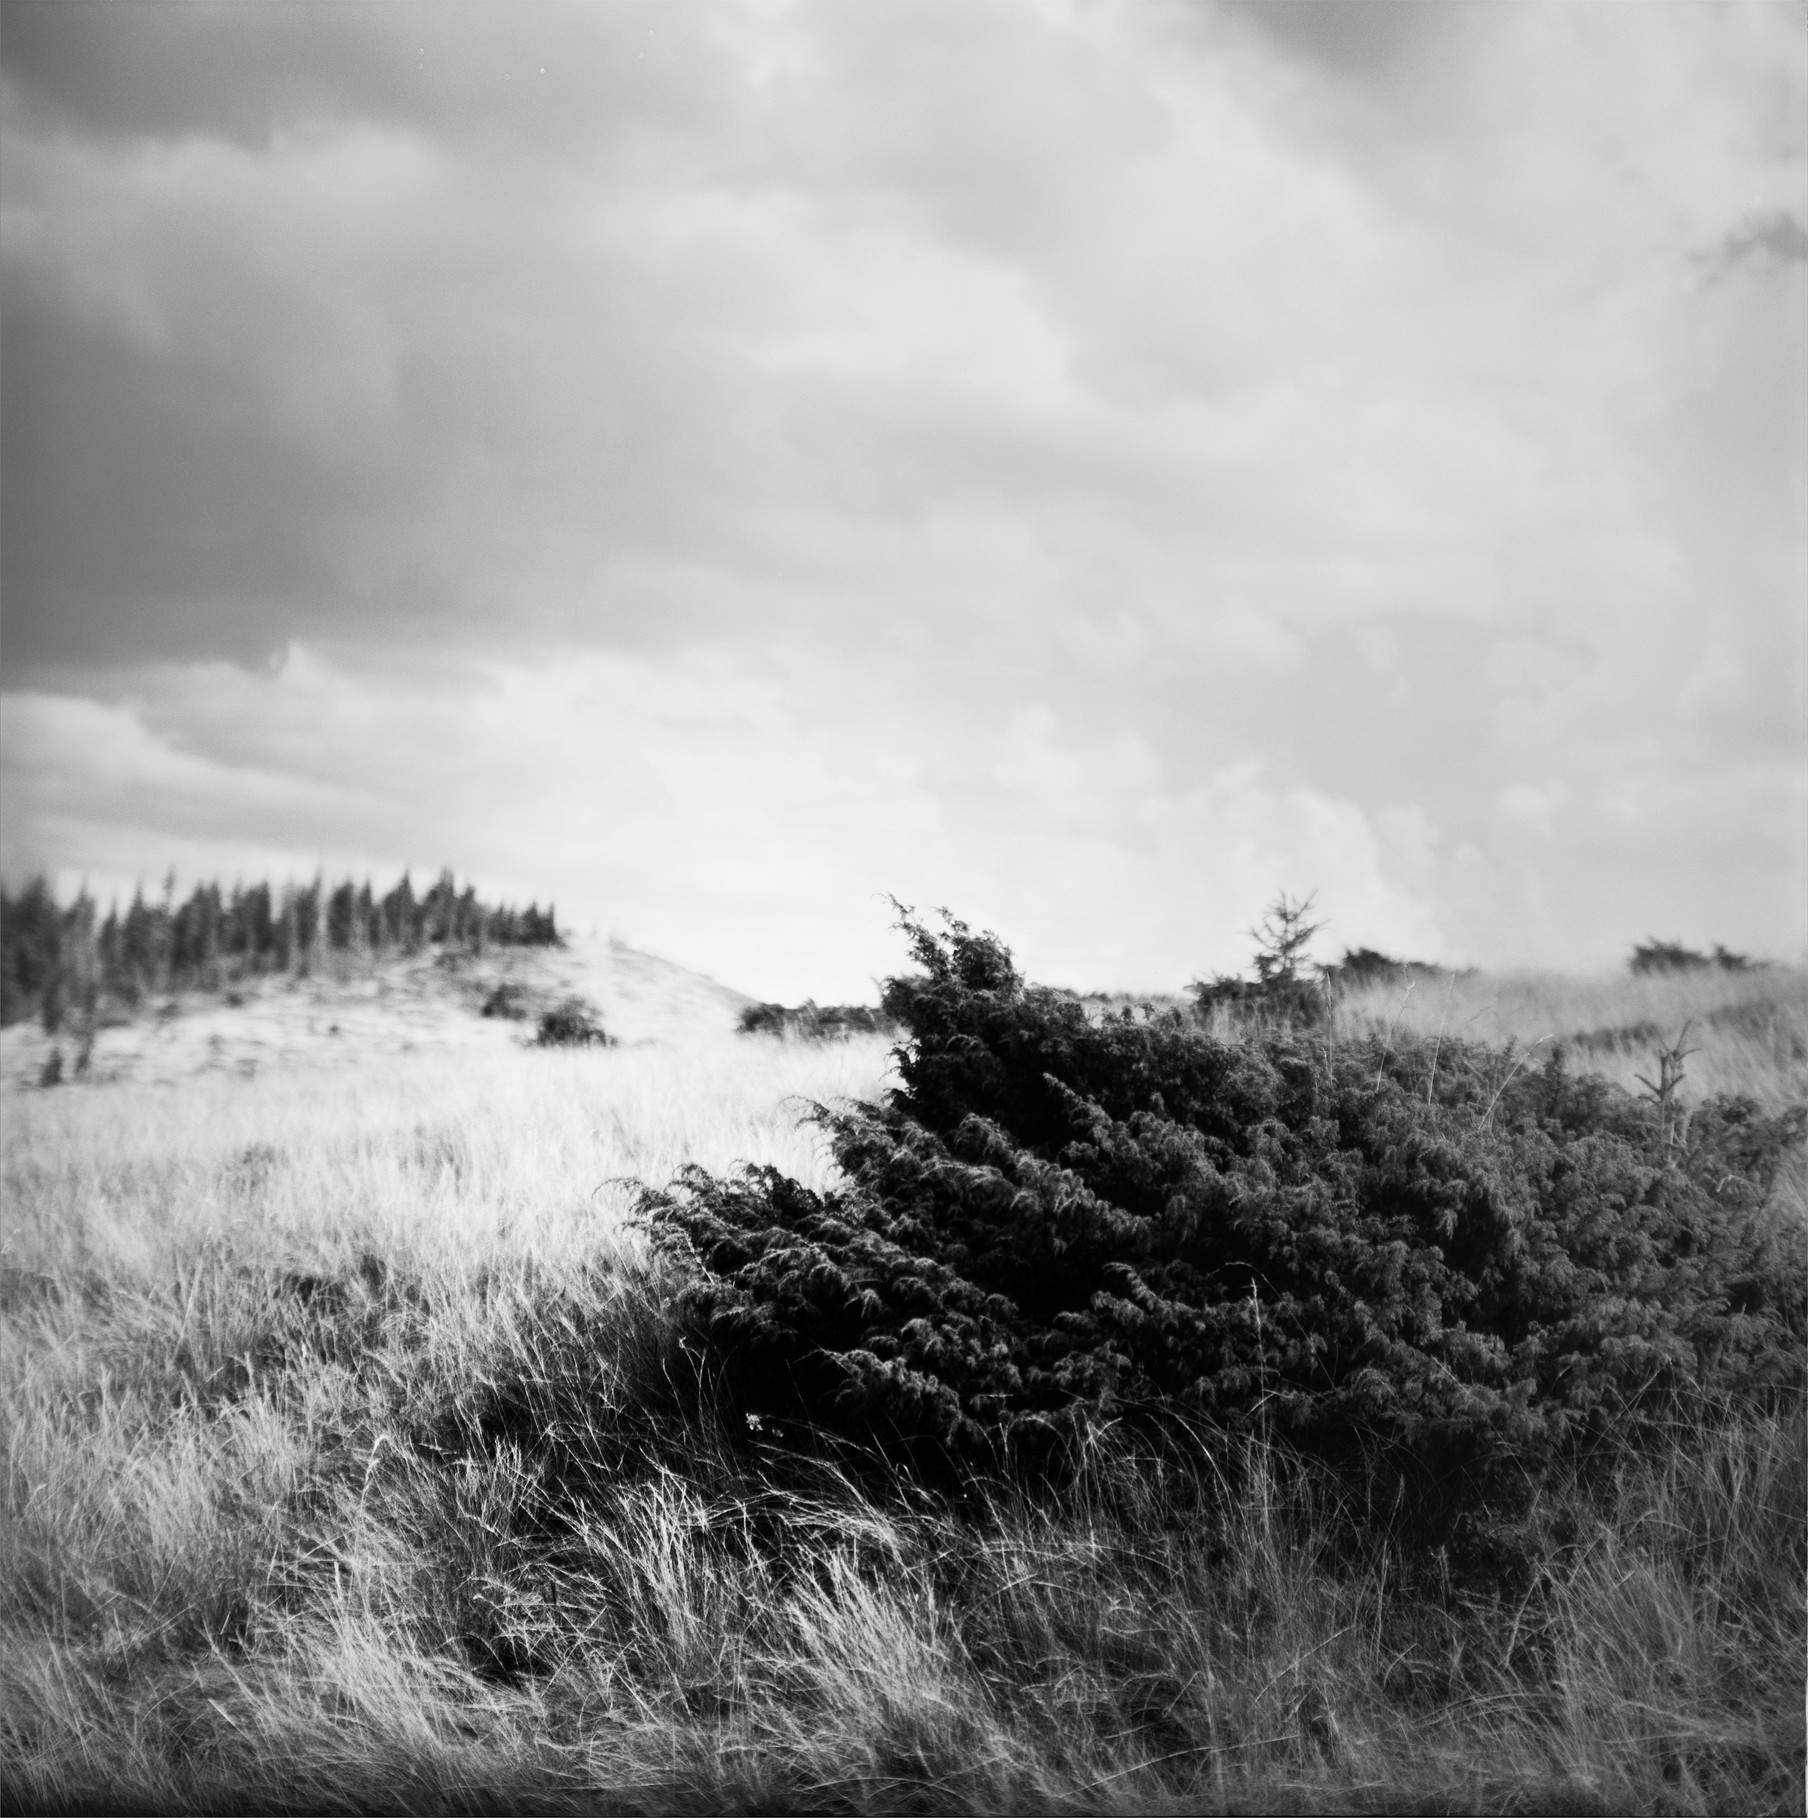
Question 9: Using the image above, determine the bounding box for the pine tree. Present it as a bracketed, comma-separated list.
[0, 877, 63, 1026]
[326, 880, 358, 955]
[383, 873, 417, 953]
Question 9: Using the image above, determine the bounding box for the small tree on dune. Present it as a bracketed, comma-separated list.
[1192, 890, 1329, 1031]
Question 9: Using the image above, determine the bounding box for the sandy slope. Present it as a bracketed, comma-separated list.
[0, 935, 756, 1093]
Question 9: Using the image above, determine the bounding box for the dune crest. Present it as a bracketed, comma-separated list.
[0, 934, 755, 1091]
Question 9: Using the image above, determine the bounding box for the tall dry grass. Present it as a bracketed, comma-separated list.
[2, 1005, 1802, 1813]
[1332, 963, 1808, 1111]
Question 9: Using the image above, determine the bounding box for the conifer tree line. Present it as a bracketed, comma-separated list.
[0, 870, 559, 1030]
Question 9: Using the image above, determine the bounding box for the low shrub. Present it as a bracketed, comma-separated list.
[738, 1000, 897, 1040]
[1632, 939, 1758, 975]
[1320, 946, 1459, 993]
[643, 912, 1805, 1546]
[534, 999, 610, 1047]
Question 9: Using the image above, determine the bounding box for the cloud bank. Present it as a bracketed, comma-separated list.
[3, 0, 1803, 995]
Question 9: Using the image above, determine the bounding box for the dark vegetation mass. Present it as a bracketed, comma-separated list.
[1632, 938, 1758, 975]
[0, 869, 559, 1031]
[1319, 945, 1465, 992]
[482, 982, 613, 1047]
[533, 998, 613, 1048]
[644, 909, 1804, 1573]
[738, 1000, 899, 1040]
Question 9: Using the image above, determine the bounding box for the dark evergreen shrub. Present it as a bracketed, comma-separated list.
[1319, 947, 1457, 994]
[1632, 940, 1712, 975]
[642, 913, 1804, 1519]
[535, 999, 610, 1047]
[1630, 939, 1757, 976]
[738, 1001, 897, 1039]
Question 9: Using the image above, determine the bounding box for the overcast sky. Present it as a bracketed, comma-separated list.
[2, 0, 1803, 1000]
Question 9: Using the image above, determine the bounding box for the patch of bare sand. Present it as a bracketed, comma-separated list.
[0, 936, 755, 1093]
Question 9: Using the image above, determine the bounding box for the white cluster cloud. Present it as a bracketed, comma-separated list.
[1, 640, 1453, 998]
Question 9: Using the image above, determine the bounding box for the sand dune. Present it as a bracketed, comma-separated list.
[0, 935, 756, 1092]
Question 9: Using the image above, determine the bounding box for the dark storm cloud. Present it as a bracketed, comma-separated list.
[0, 0, 723, 155]
[1213, 0, 1457, 85]
[2, 0, 424, 146]
[3, 0, 1161, 671]
[0, 2, 782, 668]
[2, 265, 386, 666]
